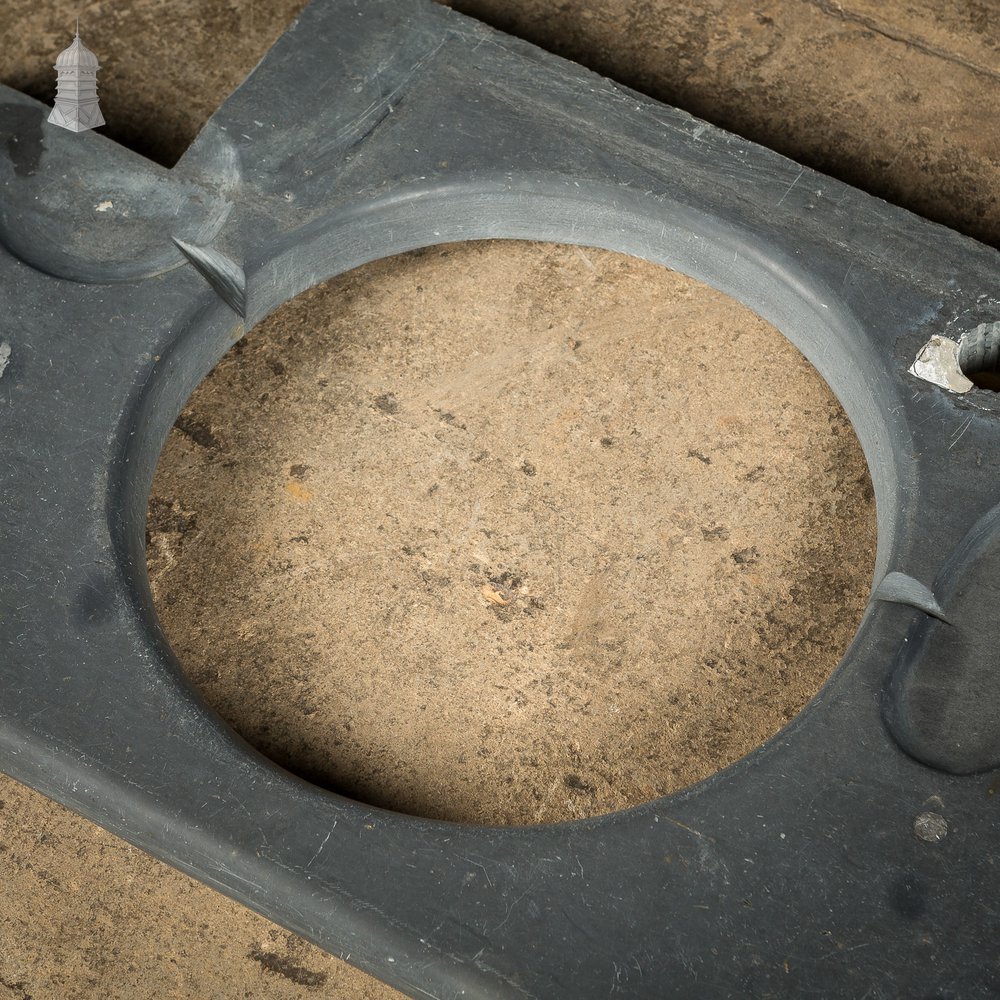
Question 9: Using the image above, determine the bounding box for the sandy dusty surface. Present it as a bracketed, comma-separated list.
[148, 241, 874, 826]
[4, 0, 995, 995]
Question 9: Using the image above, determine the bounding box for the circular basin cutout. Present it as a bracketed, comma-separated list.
[147, 240, 876, 825]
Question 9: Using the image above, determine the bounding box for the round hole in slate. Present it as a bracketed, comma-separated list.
[147, 240, 876, 825]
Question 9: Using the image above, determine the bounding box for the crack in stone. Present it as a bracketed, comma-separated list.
[807, 0, 1000, 83]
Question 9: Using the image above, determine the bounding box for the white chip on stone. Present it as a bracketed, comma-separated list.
[908, 335, 973, 394]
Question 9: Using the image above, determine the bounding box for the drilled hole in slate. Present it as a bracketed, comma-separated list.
[959, 322, 1000, 392]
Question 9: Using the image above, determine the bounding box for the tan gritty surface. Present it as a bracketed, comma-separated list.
[3, 0, 997, 996]
[147, 240, 875, 826]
